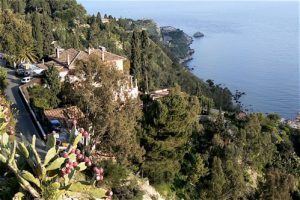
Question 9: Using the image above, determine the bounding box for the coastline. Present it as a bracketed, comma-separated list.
[179, 48, 195, 64]
[160, 26, 196, 64]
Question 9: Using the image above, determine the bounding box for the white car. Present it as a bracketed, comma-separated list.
[21, 77, 31, 84]
[32, 68, 45, 77]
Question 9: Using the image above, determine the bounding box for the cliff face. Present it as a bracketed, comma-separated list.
[160, 26, 194, 63]
[130, 20, 194, 64]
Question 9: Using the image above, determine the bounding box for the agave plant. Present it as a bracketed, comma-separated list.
[0, 103, 110, 199]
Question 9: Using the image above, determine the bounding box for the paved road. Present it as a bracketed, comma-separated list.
[4, 67, 45, 150]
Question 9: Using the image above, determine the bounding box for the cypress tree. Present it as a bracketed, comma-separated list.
[130, 31, 141, 82]
[140, 30, 150, 92]
[32, 11, 43, 58]
[41, 12, 53, 56]
[1, 0, 8, 10]
[96, 12, 102, 25]
[210, 157, 226, 198]
[11, 0, 25, 13]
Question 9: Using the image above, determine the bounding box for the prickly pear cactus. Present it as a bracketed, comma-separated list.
[0, 101, 110, 199]
[0, 96, 15, 135]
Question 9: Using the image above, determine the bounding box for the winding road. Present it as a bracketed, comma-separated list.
[4, 67, 45, 150]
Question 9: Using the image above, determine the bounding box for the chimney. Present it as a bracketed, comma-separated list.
[56, 48, 60, 59]
[102, 50, 105, 61]
[99, 46, 106, 61]
[42, 59, 44, 65]
[67, 54, 70, 66]
[88, 47, 91, 55]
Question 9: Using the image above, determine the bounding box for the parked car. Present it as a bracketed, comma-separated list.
[24, 71, 31, 77]
[16, 69, 31, 77]
[50, 119, 61, 132]
[20, 77, 31, 84]
[15, 68, 25, 76]
[32, 69, 45, 77]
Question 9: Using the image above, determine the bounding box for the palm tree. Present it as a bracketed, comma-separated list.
[16, 46, 38, 63]
[6, 46, 38, 67]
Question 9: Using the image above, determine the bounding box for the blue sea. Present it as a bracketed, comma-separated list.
[78, 1, 299, 119]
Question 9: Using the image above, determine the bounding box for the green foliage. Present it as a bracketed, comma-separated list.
[113, 183, 144, 200]
[29, 65, 61, 110]
[209, 157, 226, 199]
[141, 86, 200, 184]
[0, 10, 36, 64]
[41, 12, 54, 56]
[29, 85, 53, 109]
[68, 182, 107, 199]
[130, 31, 141, 82]
[10, 0, 25, 13]
[161, 27, 192, 60]
[62, 55, 144, 166]
[238, 114, 276, 169]
[44, 65, 61, 95]
[32, 11, 43, 58]
[259, 168, 296, 200]
[0, 68, 7, 93]
[2, 1, 299, 199]
[98, 160, 128, 188]
[0, 115, 108, 199]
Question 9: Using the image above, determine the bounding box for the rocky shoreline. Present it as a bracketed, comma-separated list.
[180, 32, 195, 64]
[179, 48, 195, 64]
[160, 26, 196, 64]
[135, 21, 199, 65]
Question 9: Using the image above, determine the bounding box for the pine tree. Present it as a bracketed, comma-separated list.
[130, 31, 141, 83]
[32, 11, 43, 58]
[142, 86, 201, 184]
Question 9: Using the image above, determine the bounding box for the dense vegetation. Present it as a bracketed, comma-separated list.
[0, 0, 299, 199]
[0, 0, 234, 110]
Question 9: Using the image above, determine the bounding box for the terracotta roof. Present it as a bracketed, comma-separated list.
[44, 106, 83, 121]
[36, 61, 68, 72]
[49, 48, 126, 67]
[76, 48, 126, 62]
[49, 48, 80, 67]
[149, 89, 170, 100]
[43, 106, 84, 128]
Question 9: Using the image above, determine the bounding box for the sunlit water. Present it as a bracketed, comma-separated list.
[79, 1, 299, 119]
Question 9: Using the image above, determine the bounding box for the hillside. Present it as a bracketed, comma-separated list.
[0, 0, 234, 111]
[0, 0, 299, 200]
